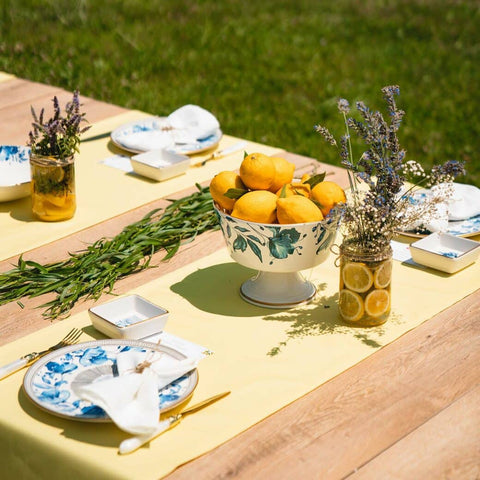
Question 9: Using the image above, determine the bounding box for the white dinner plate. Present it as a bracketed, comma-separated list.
[23, 339, 198, 422]
[111, 117, 222, 155]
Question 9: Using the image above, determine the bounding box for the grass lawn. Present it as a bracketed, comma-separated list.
[1, 0, 479, 186]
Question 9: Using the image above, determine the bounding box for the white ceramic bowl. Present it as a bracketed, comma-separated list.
[89, 294, 169, 339]
[130, 149, 190, 181]
[215, 205, 340, 308]
[409, 232, 480, 273]
[0, 145, 31, 202]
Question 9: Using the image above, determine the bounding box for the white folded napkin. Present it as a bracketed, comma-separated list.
[119, 130, 174, 152]
[167, 104, 220, 144]
[73, 350, 197, 435]
[446, 183, 480, 221]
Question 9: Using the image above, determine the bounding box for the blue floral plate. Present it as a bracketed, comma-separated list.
[111, 117, 222, 155]
[23, 339, 198, 422]
[399, 215, 480, 238]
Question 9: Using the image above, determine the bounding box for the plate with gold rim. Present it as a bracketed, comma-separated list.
[23, 339, 198, 422]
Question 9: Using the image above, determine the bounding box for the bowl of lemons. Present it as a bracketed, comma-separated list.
[211, 153, 345, 308]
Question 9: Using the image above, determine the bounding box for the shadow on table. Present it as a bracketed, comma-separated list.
[0, 196, 35, 222]
[170, 261, 271, 318]
[263, 287, 391, 355]
[17, 388, 125, 447]
[170, 261, 393, 355]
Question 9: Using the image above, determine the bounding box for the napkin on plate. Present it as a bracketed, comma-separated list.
[73, 350, 197, 435]
[119, 130, 174, 152]
[167, 104, 220, 144]
[404, 183, 480, 233]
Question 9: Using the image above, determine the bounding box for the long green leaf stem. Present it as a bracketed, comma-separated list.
[0, 185, 219, 320]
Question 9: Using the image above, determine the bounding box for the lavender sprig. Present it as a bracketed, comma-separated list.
[315, 86, 465, 251]
[28, 90, 91, 159]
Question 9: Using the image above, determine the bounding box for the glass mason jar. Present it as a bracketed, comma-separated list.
[338, 240, 393, 327]
[30, 154, 76, 221]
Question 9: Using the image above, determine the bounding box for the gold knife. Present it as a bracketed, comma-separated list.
[118, 391, 231, 455]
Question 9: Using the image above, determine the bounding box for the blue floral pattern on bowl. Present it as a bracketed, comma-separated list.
[23, 339, 198, 422]
[215, 205, 340, 273]
[0, 145, 31, 202]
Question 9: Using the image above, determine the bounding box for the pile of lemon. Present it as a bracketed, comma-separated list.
[209, 152, 346, 224]
[339, 260, 392, 322]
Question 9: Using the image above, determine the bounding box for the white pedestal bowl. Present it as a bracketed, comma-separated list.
[215, 205, 340, 308]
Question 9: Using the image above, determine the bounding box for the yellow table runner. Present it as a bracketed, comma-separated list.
[0, 71, 15, 83]
[1, 110, 283, 261]
[0, 240, 479, 480]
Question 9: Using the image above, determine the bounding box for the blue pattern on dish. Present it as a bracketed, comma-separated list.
[402, 191, 480, 237]
[111, 118, 222, 155]
[25, 341, 196, 421]
[0, 145, 30, 164]
[217, 211, 337, 266]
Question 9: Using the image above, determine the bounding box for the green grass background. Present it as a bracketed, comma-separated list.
[1, 0, 478, 186]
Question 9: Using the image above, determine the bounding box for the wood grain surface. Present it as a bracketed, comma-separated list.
[1, 76, 479, 479]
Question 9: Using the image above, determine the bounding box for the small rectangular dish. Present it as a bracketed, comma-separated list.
[88, 295, 169, 339]
[409, 232, 480, 274]
[130, 149, 190, 181]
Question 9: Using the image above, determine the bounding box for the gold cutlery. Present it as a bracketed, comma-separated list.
[197, 141, 248, 167]
[118, 390, 231, 455]
[0, 328, 83, 380]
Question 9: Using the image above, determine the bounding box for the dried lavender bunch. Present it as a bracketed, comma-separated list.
[315, 86, 465, 252]
[28, 90, 91, 159]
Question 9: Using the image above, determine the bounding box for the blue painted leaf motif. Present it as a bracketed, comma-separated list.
[247, 239, 263, 262]
[268, 228, 301, 259]
[246, 234, 262, 244]
[226, 223, 232, 238]
[38, 388, 70, 404]
[79, 346, 109, 366]
[45, 361, 78, 374]
[233, 235, 247, 252]
[234, 226, 250, 232]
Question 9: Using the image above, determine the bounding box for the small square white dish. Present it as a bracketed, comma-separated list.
[0, 145, 31, 202]
[409, 232, 480, 273]
[130, 149, 190, 181]
[88, 294, 169, 339]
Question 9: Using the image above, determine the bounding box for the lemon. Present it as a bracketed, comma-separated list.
[339, 289, 364, 322]
[268, 156, 295, 193]
[276, 195, 323, 224]
[365, 289, 390, 317]
[374, 259, 392, 288]
[44, 192, 67, 208]
[231, 190, 278, 224]
[210, 171, 246, 211]
[276, 182, 311, 198]
[311, 181, 346, 217]
[301, 173, 311, 183]
[342, 263, 373, 293]
[239, 153, 276, 190]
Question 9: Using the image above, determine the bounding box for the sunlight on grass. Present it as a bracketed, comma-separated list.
[0, 0, 478, 185]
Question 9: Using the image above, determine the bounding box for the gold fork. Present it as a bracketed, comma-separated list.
[0, 328, 83, 380]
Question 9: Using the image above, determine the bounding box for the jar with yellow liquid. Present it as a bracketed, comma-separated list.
[30, 155, 76, 222]
[338, 241, 393, 327]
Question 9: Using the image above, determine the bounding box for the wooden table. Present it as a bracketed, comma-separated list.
[1, 76, 479, 479]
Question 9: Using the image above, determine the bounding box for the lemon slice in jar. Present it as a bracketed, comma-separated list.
[342, 263, 373, 293]
[373, 260, 392, 289]
[365, 289, 390, 317]
[339, 289, 364, 322]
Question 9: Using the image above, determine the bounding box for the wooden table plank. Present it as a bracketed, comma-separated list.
[349, 385, 480, 479]
[0, 77, 127, 145]
[166, 288, 480, 479]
